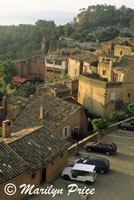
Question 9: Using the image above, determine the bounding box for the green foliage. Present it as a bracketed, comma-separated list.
[109, 111, 126, 122]
[14, 82, 36, 98]
[0, 20, 57, 60]
[127, 103, 134, 113]
[0, 60, 16, 95]
[91, 118, 108, 132]
[0, 5, 134, 60]
[119, 32, 132, 38]
[98, 27, 119, 42]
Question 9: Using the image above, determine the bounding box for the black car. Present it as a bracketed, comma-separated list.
[121, 122, 134, 130]
[75, 156, 110, 174]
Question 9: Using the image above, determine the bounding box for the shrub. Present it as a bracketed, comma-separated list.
[91, 118, 108, 132]
[128, 103, 134, 113]
[109, 111, 126, 122]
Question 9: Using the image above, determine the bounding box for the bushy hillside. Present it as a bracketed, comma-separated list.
[0, 5, 134, 60]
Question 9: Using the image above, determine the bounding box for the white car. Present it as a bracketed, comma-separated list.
[61, 163, 97, 183]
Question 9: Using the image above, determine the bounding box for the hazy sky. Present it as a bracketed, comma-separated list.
[0, 0, 134, 25]
[1, 0, 134, 14]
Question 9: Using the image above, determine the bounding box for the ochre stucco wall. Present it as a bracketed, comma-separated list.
[78, 76, 106, 117]
[68, 58, 81, 77]
[53, 109, 88, 138]
[114, 45, 133, 56]
[46, 150, 68, 182]
[0, 170, 41, 200]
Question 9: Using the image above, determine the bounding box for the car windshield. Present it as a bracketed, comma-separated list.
[112, 143, 117, 150]
[83, 159, 88, 163]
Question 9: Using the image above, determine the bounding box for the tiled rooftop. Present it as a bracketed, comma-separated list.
[113, 56, 134, 72]
[50, 84, 70, 93]
[45, 54, 67, 61]
[0, 142, 29, 184]
[12, 94, 81, 132]
[70, 52, 99, 62]
[0, 125, 70, 183]
[105, 37, 134, 46]
[9, 126, 70, 171]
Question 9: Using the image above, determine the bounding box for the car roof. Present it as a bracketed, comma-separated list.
[72, 163, 95, 172]
[98, 141, 113, 145]
[90, 155, 108, 161]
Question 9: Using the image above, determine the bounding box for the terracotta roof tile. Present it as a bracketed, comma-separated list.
[9, 127, 70, 171]
[0, 142, 29, 184]
[12, 94, 81, 132]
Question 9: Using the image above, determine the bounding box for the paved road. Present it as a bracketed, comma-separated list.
[30, 129, 134, 200]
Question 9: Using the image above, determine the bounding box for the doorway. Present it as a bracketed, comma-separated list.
[41, 168, 46, 183]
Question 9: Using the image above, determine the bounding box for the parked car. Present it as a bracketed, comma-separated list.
[75, 156, 110, 174]
[84, 141, 117, 155]
[61, 163, 97, 183]
[121, 121, 134, 130]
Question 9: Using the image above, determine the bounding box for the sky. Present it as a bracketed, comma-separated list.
[0, 0, 134, 25]
[1, 0, 134, 13]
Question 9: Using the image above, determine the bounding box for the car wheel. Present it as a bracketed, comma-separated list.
[63, 175, 70, 181]
[106, 151, 110, 155]
[100, 169, 105, 174]
[87, 148, 91, 152]
[123, 127, 127, 130]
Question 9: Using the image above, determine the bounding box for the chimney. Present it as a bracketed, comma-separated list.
[2, 120, 11, 138]
[40, 106, 44, 119]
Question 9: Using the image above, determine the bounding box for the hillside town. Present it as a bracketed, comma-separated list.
[1, 3, 134, 199]
[0, 35, 134, 200]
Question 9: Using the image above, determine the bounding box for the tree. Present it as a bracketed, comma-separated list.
[98, 27, 119, 42]
[128, 103, 134, 113]
[0, 60, 16, 94]
[91, 118, 108, 132]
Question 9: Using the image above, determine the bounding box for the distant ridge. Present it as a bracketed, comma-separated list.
[0, 10, 77, 26]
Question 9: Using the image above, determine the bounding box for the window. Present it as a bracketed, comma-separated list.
[47, 69, 53, 73]
[110, 92, 115, 100]
[62, 126, 70, 138]
[55, 60, 62, 65]
[64, 128, 68, 137]
[120, 51, 123, 55]
[128, 93, 130, 98]
[75, 68, 77, 75]
[73, 127, 79, 134]
[51, 161, 54, 166]
[32, 173, 36, 179]
[54, 70, 61, 74]
[60, 153, 63, 158]
[103, 70, 107, 75]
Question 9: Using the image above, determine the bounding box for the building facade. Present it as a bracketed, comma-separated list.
[78, 55, 134, 118]
[0, 123, 69, 200]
